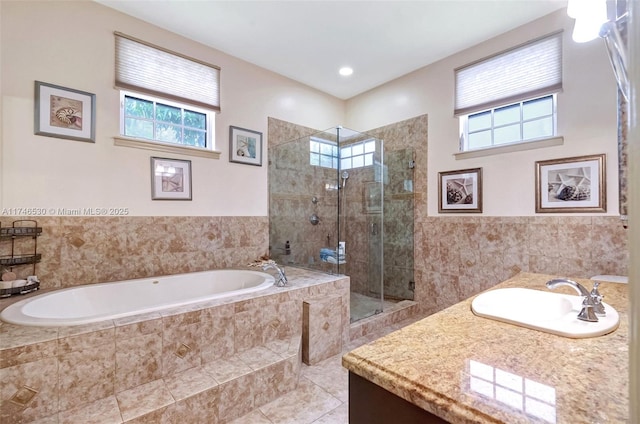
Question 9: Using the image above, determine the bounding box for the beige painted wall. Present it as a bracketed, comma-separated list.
[345, 9, 620, 217]
[0, 0, 344, 217]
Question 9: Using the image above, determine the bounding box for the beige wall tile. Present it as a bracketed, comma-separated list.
[0, 357, 59, 424]
[58, 343, 115, 411]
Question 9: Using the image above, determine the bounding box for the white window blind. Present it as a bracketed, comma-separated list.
[455, 32, 562, 117]
[115, 32, 221, 112]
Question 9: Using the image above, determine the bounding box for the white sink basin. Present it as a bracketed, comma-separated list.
[471, 288, 620, 338]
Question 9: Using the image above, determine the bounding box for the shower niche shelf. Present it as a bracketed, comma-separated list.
[0, 220, 42, 297]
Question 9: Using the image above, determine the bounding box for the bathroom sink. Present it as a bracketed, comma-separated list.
[471, 288, 619, 338]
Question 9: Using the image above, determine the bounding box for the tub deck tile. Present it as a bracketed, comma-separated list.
[57, 327, 115, 355]
[57, 320, 115, 340]
[116, 380, 174, 422]
[0, 323, 58, 351]
[164, 366, 219, 402]
[237, 346, 284, 371]
[263, 335, 301, 357]
[202, 355, 253, 384]
[114, 314, 163, 338]
[0, 338, 58, 369]
[58, 395, 122, 424]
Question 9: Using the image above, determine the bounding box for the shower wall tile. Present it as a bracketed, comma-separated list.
[1, 216, 269, 291]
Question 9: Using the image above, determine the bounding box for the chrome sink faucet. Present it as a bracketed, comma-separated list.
[262, 262, 288, 287]
[546, 278, 605, 322]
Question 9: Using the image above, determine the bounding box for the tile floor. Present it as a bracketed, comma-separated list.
[229, 315, 423, 424]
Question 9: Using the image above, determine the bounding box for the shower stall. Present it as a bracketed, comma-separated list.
[268, 125, 415, 323]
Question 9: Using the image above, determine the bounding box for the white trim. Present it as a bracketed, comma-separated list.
[114, 136, 221, 159]
[454, 136, 563, 160]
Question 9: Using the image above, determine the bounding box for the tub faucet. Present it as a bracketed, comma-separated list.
[546, 278, 605, 322]
[262, 263, 288, 287]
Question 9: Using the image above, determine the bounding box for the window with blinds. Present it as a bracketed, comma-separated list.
[115, 32, 220, 151]
[456, 32, 562, 152]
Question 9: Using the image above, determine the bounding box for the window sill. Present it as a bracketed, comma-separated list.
[454, 136, 563, 160]
[114, 136, 221, 159]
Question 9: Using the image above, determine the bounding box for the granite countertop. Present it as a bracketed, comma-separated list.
[342, 272, 629, 424]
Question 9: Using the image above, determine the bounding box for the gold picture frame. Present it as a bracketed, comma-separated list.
[535, 154, 606, 213]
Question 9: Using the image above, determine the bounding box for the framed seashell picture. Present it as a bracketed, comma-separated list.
[438, 167, 482, 213]
[34, 81, 96, 143]
[229, 125, 262, 166]
[151, 157, 192, 200]
[535, 154, 606, 213]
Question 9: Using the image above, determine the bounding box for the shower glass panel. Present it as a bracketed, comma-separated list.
[268, 126, 384, 322]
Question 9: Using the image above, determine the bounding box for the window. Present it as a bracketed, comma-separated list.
[461, 95, 556, 150]
[340, 139, 376, 170]
[121, 92, 213, 149]
[310, 137, 338, 168]
[114, 32, 220, 154]
[309, 137, 377, 170]
[456, 32, 562, 152]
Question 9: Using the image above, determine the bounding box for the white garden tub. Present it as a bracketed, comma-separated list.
[0, 269, 274, 327]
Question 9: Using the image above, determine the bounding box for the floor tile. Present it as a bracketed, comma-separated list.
[311, 403, 348, 424]
[301, 354, 348, 402]
[258, 378, 341, 424]
[228, 409, 273, 424]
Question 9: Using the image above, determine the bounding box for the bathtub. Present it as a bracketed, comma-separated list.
[0, 269, 274, 327]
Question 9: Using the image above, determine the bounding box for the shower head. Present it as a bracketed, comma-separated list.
[341, 171, 349, 188]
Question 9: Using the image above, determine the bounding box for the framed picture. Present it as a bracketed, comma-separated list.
[535, 154, 606, 213]
[438, 168, 482, 213]
[229, 126, 262, 166]
[34, 81, 96, 143]
[151, 157, 192, 200]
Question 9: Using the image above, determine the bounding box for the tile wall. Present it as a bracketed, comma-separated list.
[414, 216, 629, 315]
[0, 216, 268, 290]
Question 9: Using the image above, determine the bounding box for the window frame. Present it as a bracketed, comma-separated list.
[459, 94, 558, 152]
[118, 90, 218, 157]
[340, 138, 376, 171]
[309, 136, 339, 169]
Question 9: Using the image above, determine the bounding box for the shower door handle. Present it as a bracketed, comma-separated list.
[371, 222, 378, 235]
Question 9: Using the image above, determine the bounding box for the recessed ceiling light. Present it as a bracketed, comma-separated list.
[339, 67, 353, 76]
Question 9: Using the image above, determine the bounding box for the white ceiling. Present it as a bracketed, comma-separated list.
[96, 0, 568, 100]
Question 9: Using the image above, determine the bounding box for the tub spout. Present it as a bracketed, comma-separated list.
[262, 263, 288, 287]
